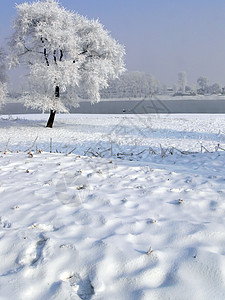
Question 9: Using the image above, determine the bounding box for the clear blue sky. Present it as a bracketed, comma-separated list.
[1, 0, 225, 88]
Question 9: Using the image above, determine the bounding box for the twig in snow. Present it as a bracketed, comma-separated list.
[173, 147, 196, 155]
[146, 247, 153, 255]
[178, 198, 184, 204]
[88, 151, 98, 157]
[4, 138, 10, 153]
[117, 152, 133, 157]
[67, 146, 77, 155]
[215, 144, 219, 151]
[160, 144, 168, 157]
[95, 151, 102, 157]
[200, 144, 210, 153]
[25, 136, 38, 153]
[50, 138, 52, 153]
[215, 144, 225, 152]
[110, 140, 113, 156]
[136, 149, 147, 156]
[149, 147, 156, 155]
[99, 148, 111, 155]
[84, 147, 91, 156]
[168, 147, 174, 155]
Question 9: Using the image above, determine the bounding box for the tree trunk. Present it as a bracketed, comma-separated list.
[46, 109, 56, 128]
[46, 86, 59, 128]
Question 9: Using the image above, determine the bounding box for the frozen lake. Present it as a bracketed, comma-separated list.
[1, 99, 225, 114]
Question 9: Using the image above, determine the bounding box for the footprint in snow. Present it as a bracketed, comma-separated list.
[1, 234, 48, 278]
[17, 234, 48, 267]
[61, 272, 94, 300]
[0, 216, 11, 228]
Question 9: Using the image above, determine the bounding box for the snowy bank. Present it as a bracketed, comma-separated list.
[0, 114, 225, 299]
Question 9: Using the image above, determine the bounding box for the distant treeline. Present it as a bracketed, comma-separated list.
[99, 71, 225, 99]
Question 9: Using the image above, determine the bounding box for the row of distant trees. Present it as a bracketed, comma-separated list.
[100, 71, 225, 99]
[100, 71, 160, 98]
[175, 71, 223, 96]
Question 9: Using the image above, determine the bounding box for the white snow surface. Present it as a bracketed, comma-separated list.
[0, 113, 225, 299]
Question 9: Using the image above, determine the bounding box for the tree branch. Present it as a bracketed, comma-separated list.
[53, 50, 57, 64]
[79, 49, 88, 55]
[43, 48, 49, 66]
[60, 50, 63, 61]
[41, 37, 49, 66]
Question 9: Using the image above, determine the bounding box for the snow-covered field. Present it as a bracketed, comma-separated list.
[1, 113, 225, 299]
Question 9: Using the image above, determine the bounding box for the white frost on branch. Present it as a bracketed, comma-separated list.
[0, 82, 7, 108]
[0, 48, 7, 108]
[9, 0, 125, 112]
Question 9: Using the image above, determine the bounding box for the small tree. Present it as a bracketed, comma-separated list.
[173, 84, 178, 94]
[178, 71, 187, 95]
[0, 48, 7, 108]
[208, 83, 222, 95]
[9, 0, 125, 127]
[190, 84, 197, 95]
[0, 82, 7, 107]
[197, 76, 209, 94]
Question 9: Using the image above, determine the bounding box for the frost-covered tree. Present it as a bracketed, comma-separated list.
[208, 83, 222, 95]
[173, 84, 178, 94]
[197, 76, 209, 94]
[0, 48, 7, 108]
[190, 84, 197, 95]
[0, 82, 7, 108]
[178, 71, 187, 95]
[101, 71, 159, 98]
[9, 0, 125, 127]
